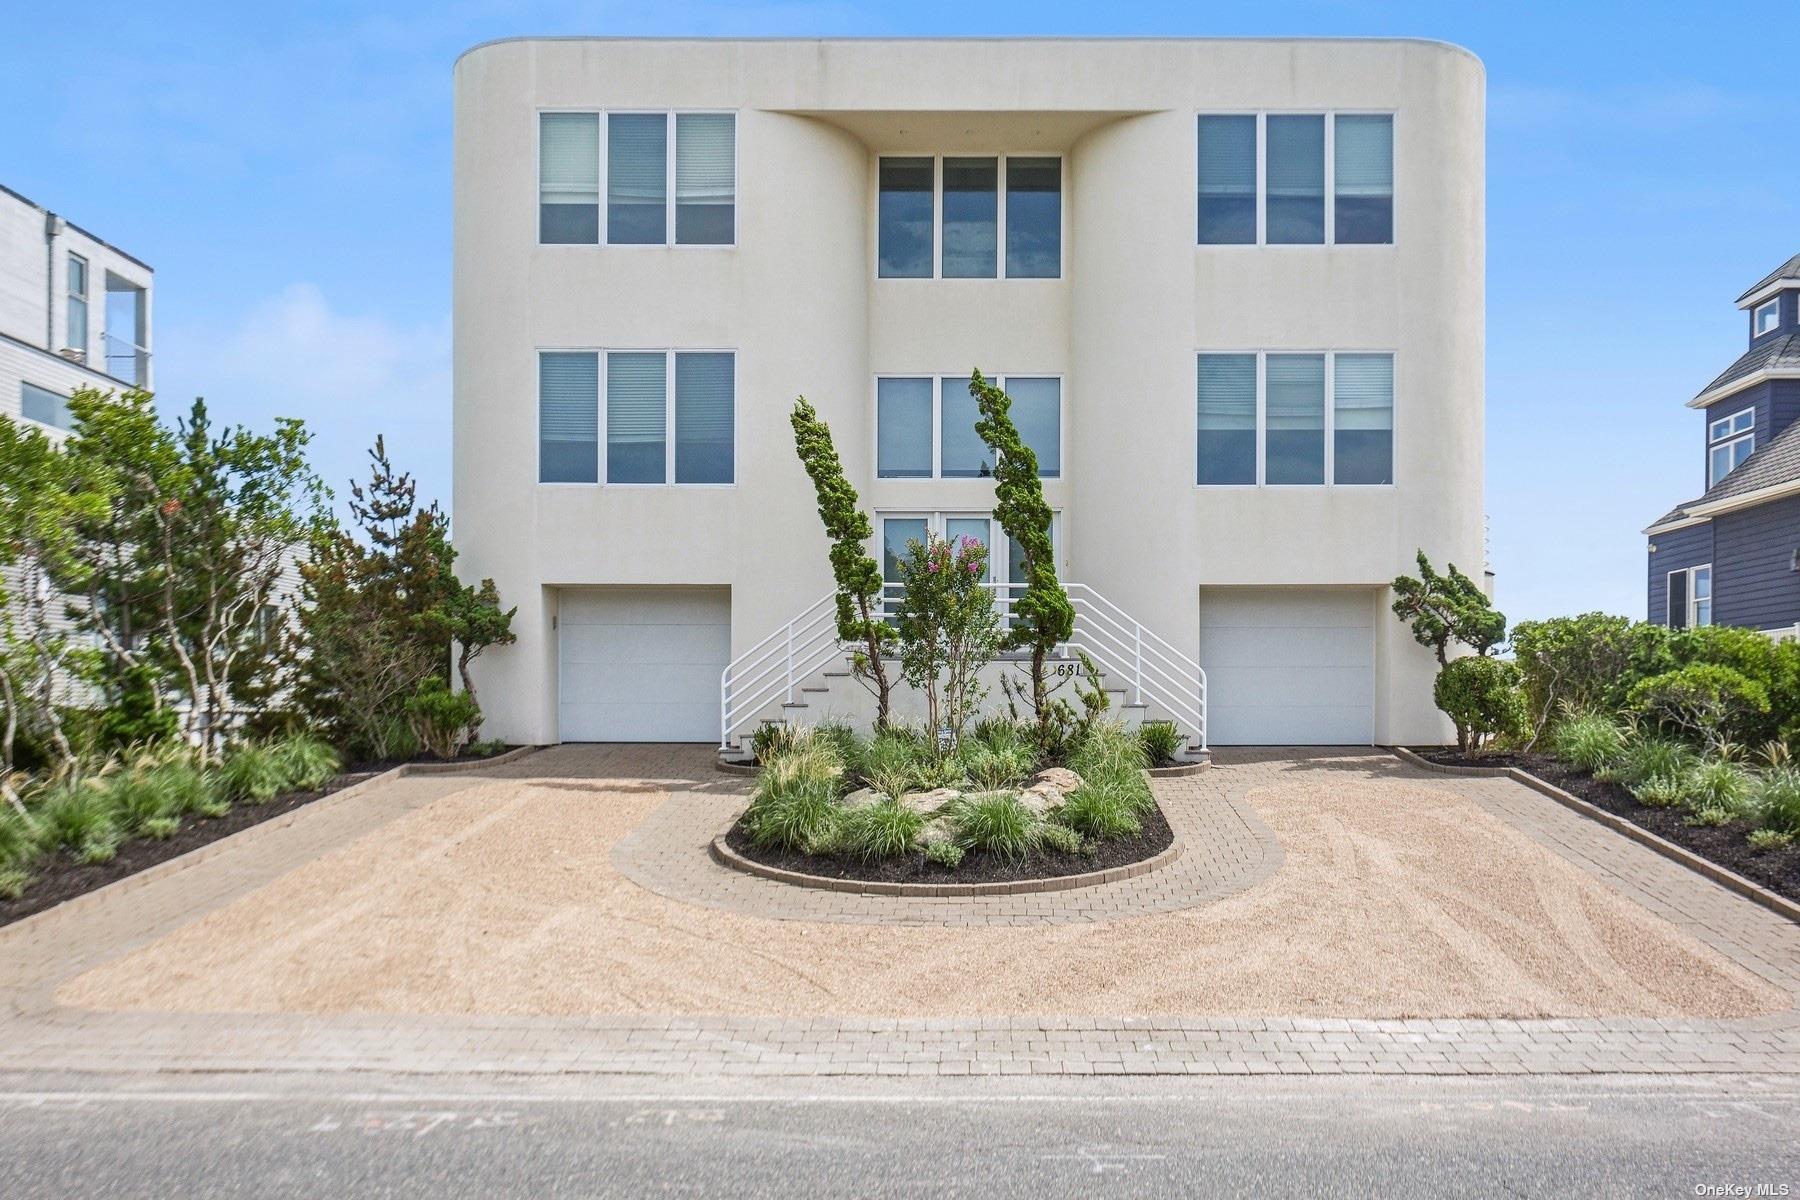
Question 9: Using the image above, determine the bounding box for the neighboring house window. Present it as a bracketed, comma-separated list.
[21, 382, 72, 430]
[539, 113, 600, 243]
[879, 156, 1062, 279]
[66, 253, 88, 355]
[537, 349, 735, 485]
[1667, 564, 1712, 629]
[1198, 113, 1394, 246]
[1707, 407, 1754, 486]
[540, 111, 735, 247]
[875, 375, 1060, 479]
[1753, 298, 1780, 337]
[1197, 351, 1395, 486]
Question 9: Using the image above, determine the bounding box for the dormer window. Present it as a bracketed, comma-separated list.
[1708, 406, 1754, 486]
[1753, 297, 1780, 337]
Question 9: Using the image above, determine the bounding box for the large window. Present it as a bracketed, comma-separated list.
[538, 350, 734, 485]
[878, 510, 1060, 614]
[1198, 113, 1393, 246]
[1667, 564, 1713, 629]
[879, 155, 1061, 279]
[1708, 407, 1754, 486]
[66, 253, 88, 354]
[20, 382, 71, 430]
[1197, 351, 1395, 486]
[1753, 298, 1781, 337]
[875, 375, 1061, 479]
[539, 111, 735, 246]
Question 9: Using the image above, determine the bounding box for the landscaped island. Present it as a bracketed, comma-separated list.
[726, 719, 1181, 885]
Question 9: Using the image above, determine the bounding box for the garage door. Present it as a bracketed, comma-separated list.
[558, 588, 730, 742]
[1196, 588, 1374, 745]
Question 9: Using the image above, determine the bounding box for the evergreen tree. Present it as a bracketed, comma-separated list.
[1390, 550, 1506, 663]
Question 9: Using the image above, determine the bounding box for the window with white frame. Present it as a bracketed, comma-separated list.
[877, 155, 1062, 279]
[1198, 113, 1394, 246]
[66, 253, 88, 355]
[1753, 297, 1780, 337]
[876, 375, 1060, 479]
[1667, 564, 1712, 629]
[1707, 407, 1754, 486]
[20, 382, 72, 430]
[1196, 351, 1394, 486]
[538, 111, 735, 246]
[877, 511, 1060, 614]
[537, 349, 734, 484]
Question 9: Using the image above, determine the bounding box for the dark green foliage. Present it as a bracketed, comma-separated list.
[1054, 783, 1142, 840]
[1390, 550, 1506, 665]
[1433, 656, 1527, 753]
[839, 799, 925, 861]
[1137, 720, 1183, 767]
[405, 676, 480, 760]
[438, 576, 516, 741]
[969, 370, 1074, 747]
[1511, 614, 1673, 744]
[790, 398, 896, 727]
[1628, 663, 1770, 753]
[1550, 712, 1625, 772]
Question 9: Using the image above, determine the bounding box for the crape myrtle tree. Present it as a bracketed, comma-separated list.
[789, 398, 896, 728]
[969, 370, 1074, 747]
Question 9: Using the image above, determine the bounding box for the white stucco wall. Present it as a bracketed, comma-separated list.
[452, 37, 1486, 747]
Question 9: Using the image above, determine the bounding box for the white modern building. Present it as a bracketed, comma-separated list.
[0, 183, 153, 437]
[451, 37, 1485, 750]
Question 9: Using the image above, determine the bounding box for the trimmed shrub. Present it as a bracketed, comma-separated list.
[951, 792, 1039, 861]
[1137, 721, 1183, 767]
[1511, 615, 1674, 738]
[1628, 663, 1771, 753]
[1054, 783, 1142, 840]
[839, 798, 925, 861]
[1552, 712, 1626, 773]
[1433, 656, 1526, 752]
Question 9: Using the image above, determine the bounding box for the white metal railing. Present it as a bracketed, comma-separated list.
[103, 332, 150, 388]
[1767, 623, 1800, 644]
[719, 582, 1208, 751]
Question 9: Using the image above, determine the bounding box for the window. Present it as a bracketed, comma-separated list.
[540, 113, 600, 243]
[1266, 116, 1325, 245]
[942, 157, 997, 278]
[1334, 115, 1394, 245]
[1754, 298, 1781, 337]
[20, 382, 71, 430]
[1197, 115, 1257, 245]
[1197, 351, 1395, 486]
[875, 375, 1060, 479]
[66, 253, 88, 354]
[541, 111, 734, 246]
[1708, 406, 1754, 486]
[1333, 354, 1395, 484]
[1005, 157, 1061, 277]
[539, 352, 599, 482]
[879, 156, 1062, 279]
[1198, 113, 1394, 246]
[878, 157, 934, 278]
[1668, 565, 1712, 629]
[539, 350, 734, 485]
[878, 511, 1060, 614]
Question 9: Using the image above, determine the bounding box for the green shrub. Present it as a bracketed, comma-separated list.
[1068, 721, 1146, 784]
[1632, 774, 1686, 808]
[839, 799, 925, 861]
[269, 735, 341, 792]
[1433, 656, 1526, 752]
[0, 807, 40, 873]
[404, 677, 480, 760]
[924, 840, 964, 869]
[812, 724, 867, 778]
[1054, 783, 1142, 840]
[1748, 828, 1794, 852]
[1683, 759, 1752, 816]
[1037, 823, 1086, 855]
[104, 770, 181, 836]
[744, 778, 840, 852]
[1628, 663, 1771, 752]
[1615, 736, 1698, 789]
[35, 780, 120, 863]
[862, 732, 923, 801]
[1137, 721, 1183, 767]
[1552, 712, 1626, 772]
[220, 742, 287, 804]
[750, 724, 795, 764]
[1510, 615, 1674, 736]
[0, 866, 31, 899]
[465, 738, 508, 759]
[951, 792, 1038, 861]
[1752, 767, 1800, 836]
[956, 740, 1035, 791]
[140, 816, 181, 840]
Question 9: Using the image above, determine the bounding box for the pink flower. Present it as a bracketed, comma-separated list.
[968, 562, 980, 573]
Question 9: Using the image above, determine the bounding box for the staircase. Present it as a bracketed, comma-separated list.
[719, 584, 1208, 761]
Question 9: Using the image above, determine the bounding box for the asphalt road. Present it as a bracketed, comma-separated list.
[0, 1071, 1796, 1198]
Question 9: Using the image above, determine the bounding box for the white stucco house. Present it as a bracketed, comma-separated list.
[451, 36, 1485, 752]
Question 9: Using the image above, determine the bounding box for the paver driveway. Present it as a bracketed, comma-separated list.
[4, 745, 1800, 1077]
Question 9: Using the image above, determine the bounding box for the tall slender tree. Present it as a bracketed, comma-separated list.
[789, 398, 895, 728]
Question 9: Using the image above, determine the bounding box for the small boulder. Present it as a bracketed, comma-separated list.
[919, 816, 956, 847]
[1031, 767, 1084, 794]
[901, 787, 961, 816]
[840, 787, 882, 811]
[1017, 782, 1064, 819]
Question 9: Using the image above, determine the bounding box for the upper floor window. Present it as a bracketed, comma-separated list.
[66, 253, 88, 355]
[538, 111, 735, 246]
[1197, 351, 1394, 486]
[538, 349, 734, 484]
[1753, 297, 1781, 337]
[1198, 113, 1393, 246]
[876, 374, 1061, 479]
[20, 382, 71, 430]
[1707, 406, 1754, 486]
[877, 155, 1062, 279]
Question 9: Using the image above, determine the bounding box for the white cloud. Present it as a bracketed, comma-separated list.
[154, 283, 452, 519]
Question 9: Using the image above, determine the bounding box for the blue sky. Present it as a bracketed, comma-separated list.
[2, 1, 1794, 625]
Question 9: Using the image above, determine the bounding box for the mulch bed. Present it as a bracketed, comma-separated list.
[724, 802, 1174, 886]
[1413, 747, 1800, 906]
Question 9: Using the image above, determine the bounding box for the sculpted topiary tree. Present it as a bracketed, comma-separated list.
[1390, 550, 1505, 664]
[790, 398, 895, 728]
[970, 370, 1074, 745]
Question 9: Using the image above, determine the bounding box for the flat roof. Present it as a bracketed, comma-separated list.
[0, 180, 154, 274]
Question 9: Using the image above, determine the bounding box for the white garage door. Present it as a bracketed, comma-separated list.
[558, 588, 730, 742]
[1197, 588, 1375, 745]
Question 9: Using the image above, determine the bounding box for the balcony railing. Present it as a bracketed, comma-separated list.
[103, 332, 150, 388]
